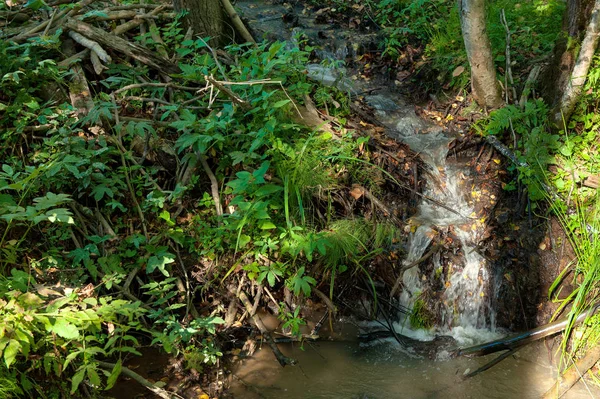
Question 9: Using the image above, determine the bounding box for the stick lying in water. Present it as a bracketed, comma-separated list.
[454, 306, 599, 357]
[389, 243, 441, 297]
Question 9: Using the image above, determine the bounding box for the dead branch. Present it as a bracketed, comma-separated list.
[68, 31, 111, 63]
[455, 306, 600, 357]
[519, 65, 541, 108]
[462, 347, 521, 380]
[63, 17, 180, 74]
[232, 286, 296, 367]
[542, 344, 600, 399]
[112, 4, 169, 35]
[312, 287, 338, 315]
[96, 361, 182, 399]
[389, 243, 441, 297]
[113, 82, 201, 95]
[220, 0, 256, 46]
[500, 9, 517, 103]
[199, 153, 224, 216]
[205, 75, 250, 110]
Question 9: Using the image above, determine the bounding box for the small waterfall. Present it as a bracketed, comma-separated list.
[365, 94, 494, 339]
[304, 58, 496, 339]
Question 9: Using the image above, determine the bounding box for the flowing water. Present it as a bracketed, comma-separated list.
[364, 94, 493, 339]
[229, 2, 600, 397]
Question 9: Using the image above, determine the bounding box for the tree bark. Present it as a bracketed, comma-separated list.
[553, 0, 600, 124]
[173, 0, 225, 47]
[458, 0, 503, 109]
[542, 0, 595, 120]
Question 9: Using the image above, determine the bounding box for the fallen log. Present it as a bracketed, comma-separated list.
[455, 305, 599, 357]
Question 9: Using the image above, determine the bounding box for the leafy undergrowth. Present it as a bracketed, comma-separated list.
[0, 1, 421, 397]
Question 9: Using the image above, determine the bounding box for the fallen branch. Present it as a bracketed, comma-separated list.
[198, 153, 223, 216]
[312, 287, 337, 315]
[486, 135, 527, 167]
[205, 75, 250, 110]
[542, 344, 600, 399]
[389, 243, 441, 297]
[455, 305, 600, 357]
[96, 361, 182, 399]
[519, 65, 541, 108]
[462, 347, 521, 379]
[63, 17, 180, 74]
[220, 0, 256, 45]
[112, 4, 169, 36]
[231, 286, 296, 367]
[68, 31, 111, 63]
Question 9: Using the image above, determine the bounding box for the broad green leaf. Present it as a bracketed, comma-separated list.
[71, 367, 86, 394]
[272, 99, 291, 108]
[146, 253, 175, 276]
[51, 318, 80, 340]
[4, 339, 20, 368]
[105, 359, 122, 390]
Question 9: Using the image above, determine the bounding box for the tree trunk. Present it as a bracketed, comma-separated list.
[541, 0, 596, 121]
[173, 0, 224, 46]
[553, 0, 600, 124]
[458, 0, 503, 109]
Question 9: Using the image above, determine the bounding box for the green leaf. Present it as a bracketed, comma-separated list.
[71, 367, 86, 394]
[87, 366, 102, 387]
[272, 99, 291, 108]
[2, 165, 14, 176]
[4, 339, 20, 368]
[146, 253, 175, 276]
[91, 185, 114, 201]
[25, 0, 47, 11]
[33, 192, 72, 210]
[104, 359, 122, 390]
[238, 234, 251, 248]
[259, 221, 277, 230]
[51, 318, 80, 340]
[254, 184, 282, 197]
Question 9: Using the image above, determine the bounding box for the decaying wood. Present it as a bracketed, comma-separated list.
[68, 31, 111, 63]
[541, 344, 600, 399]
[62, 39, 95, 119]
[63, 17, 181, 74]
[519, 65, 541, 108]
[583, 174, 600, 188]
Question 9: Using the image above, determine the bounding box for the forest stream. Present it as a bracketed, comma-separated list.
[225, 1, 600, 398]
